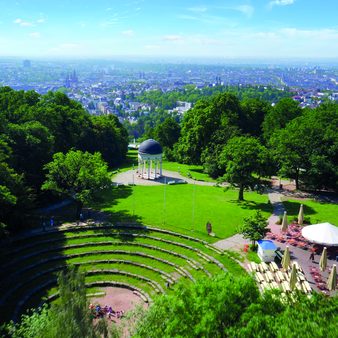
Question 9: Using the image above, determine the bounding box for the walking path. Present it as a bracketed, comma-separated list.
[113, 169, 221, 187]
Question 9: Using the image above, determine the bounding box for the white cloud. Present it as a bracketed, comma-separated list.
[36, 18, 46, 24]
[187, 6, 208, 13]
[13, 18, 33, 27]
[122, 29, 134, 37]
[269, 0, 295, 8]
[234, 5, 254, 18]
[29, 32, 40, 38]
[162, 35, 184, 42]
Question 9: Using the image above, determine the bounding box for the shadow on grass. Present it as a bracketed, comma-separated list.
[282, 201, 317, 216]
[228, 199, 273, 214]
[93, 185, 134, 209]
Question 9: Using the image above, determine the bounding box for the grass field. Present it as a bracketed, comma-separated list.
[96, 185, 272, 241]
[281, 198, 338, 226]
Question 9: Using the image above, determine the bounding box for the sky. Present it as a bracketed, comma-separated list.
[0, 0, 337, 60]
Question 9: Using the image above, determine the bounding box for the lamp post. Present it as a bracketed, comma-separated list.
[192, 179, 196, 232]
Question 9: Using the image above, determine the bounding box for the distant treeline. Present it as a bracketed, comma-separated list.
[139, 91, 337, 195]
[124, 84, 293, 139]
[0, 87, 128, 234]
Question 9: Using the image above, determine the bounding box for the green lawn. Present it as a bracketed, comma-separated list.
[161, 160, 215, 182]
[282, 198, 338, 226]
[96, 185, 271, 241]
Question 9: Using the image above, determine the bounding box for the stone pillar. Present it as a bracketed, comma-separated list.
[154, 160, 158, 179]
[160, 159, 162, 176]
[147, 159, 151, 179]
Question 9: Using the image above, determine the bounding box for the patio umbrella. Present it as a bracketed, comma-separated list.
[281, 211, 288, 232]
[319, 247, 328, 272]
[298, 204, 304, 225]
[289, 263, 298, 290]
[282, 246, 291, 271]
[301, 222, 338, 246]
[327, 265, 337, 291]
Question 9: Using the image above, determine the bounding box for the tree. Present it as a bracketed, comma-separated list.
[239, 98, 271, 137]
[154, 117, 181, 150]
[86, 114, 129, 167]
[1, 267, 115, 338]
[262, 98, 302, 142]
[42, 150, 111, 218]
[270, 102, 338, 191]
[240, 211, 270, 247]
[6, 121, 54, 188]
[219, 136, 268, 200]
[175, 93, 241, 164]
[133, 273, 259, 338]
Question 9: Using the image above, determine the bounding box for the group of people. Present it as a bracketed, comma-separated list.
[89, 303, 125, 320]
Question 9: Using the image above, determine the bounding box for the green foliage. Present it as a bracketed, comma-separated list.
[1, 268, 114, 338]
[132, 274, 338, 338]
[0, 87, 128, 233]
[42, 150, 111, 217]
[270, 102, 338, 190]
[175, 93, 241, 165]
[219, 136, 268, 200]
[134, 273, 259, 338]
[87, 114, 129, 166]
[263, 98, 302, 142]
[240, 211, 270, 246]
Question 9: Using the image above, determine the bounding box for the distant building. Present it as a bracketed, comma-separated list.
[22, 59, 31, 68]
[65, 70, 79, 88]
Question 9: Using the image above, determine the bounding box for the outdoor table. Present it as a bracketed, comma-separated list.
[276, 271, 285, 282]
[266, 271, 275, 282]
[281, 281, 291, 292]
[261, 262, 269, 272]
[270, 281, 280, 289]
[256, 272, 265, 283]
[270, 261, 279, 272]
[283, 272, 290, 282]
[261, 281, 270, 290]
[250, 262, 258, 272]
[297, 273, 306, 282]
[302, 281, 312, 293]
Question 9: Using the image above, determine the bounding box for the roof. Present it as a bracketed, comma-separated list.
[138, 139, 163, 155]
[301, 222, 338, 246]
[257, 240, 277, 250]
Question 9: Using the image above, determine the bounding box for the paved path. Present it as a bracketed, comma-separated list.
[113, 169, 220, 186]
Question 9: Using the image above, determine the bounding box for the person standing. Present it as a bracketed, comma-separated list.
[309, 252, 315, 261]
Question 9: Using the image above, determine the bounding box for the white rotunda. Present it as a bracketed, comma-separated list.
[137, 139, 163, 180]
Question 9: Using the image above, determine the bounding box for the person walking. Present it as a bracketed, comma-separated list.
[309, 252, 315, 262]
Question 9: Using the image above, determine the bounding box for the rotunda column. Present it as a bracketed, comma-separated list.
[147, 159, 151, 179]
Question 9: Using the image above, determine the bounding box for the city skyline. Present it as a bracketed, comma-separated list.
[0, 0, 338, 59]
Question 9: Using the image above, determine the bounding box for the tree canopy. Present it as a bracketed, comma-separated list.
[42, 150, 111, 218]
[131, 273, 338, 338]
[219, 136, 268, 200]
[240, 211, 270, 246]
[0, 87, 128, 233]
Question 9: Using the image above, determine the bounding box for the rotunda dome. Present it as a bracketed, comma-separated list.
[138, 139, 163, 155]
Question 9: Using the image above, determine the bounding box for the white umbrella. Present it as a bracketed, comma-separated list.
[319, 247, 328, 272]
[298, 204, 304, 225]
[302, 223, 338, 246]
[282, 246, 291, 271]
[281, 211, 288, 232]
[289, 263, 298, 291]
[327, 265, 337, 291]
